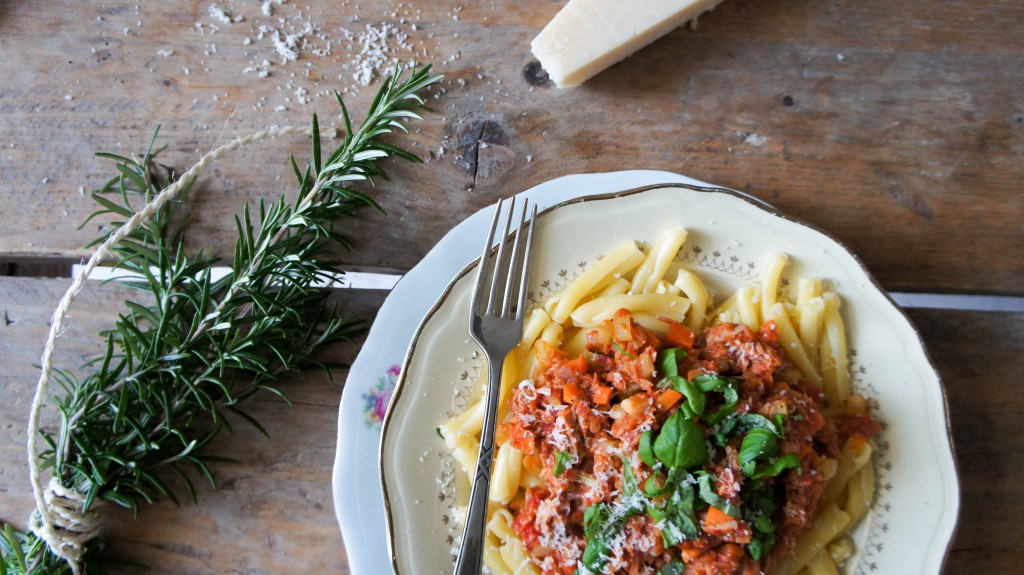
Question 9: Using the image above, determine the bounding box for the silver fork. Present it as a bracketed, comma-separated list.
[453, 197, 536, 575]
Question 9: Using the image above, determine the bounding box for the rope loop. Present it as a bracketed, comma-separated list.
[30, 478, 109, 573]
[26, 124, 312, 573]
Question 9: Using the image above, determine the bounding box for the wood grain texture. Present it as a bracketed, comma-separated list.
[0, 0, 1021, 294]
[904, 308, 1024, 574]
[1, 277, 1021, 573]
[1, 0, 1023, 573]
[0, 277, 384, 574]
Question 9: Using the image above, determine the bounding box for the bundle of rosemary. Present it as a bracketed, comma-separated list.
[1, 63, 441, 574]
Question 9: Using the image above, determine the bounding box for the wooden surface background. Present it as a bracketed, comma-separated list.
[0, 0, 1021, 573]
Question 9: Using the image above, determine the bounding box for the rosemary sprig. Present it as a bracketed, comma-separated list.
[2, 62, 441, 574]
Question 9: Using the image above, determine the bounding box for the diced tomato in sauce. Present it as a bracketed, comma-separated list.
[501, 311, 880, 575]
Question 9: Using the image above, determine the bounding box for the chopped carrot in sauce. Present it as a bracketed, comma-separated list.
[657, 388, 683, 411]
[498, 309, 881, 575]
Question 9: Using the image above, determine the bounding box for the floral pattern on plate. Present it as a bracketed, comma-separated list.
[363, 364, 401, 428]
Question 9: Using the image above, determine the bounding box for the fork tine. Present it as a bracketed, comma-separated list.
[501, 201, 528, 319]
[472, 198, 504, 314]
[514, 204, 537, 320]
[487, 198, 516, 315]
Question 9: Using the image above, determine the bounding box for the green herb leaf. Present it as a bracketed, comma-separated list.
[691, 373, 737, 393]
[662, 472, 701, 544]
[643, 475, 671, 498]
[581, 458, 648, 573]
[612, 341, 635, 358]
[659, 347, 687, 379]
[696, 471, 741, 518]
[749, 453, 802, 479]
[639, 430, 657, 467]
[703, 384, 739, 426]
[656, 560, 686, 575]
[714, 412, 781, 445]
[739, 428, 781, 474]
[666, 375, 705, 418]
[742, 482, 781, 560]
[654, 411, 709, 470]
[554, 451, 572, 477]
[581, 503, 614, 572]
[646, 505, 667, 523]
[736, 417, 800, 478]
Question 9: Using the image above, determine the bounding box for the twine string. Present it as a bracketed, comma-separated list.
[25, 125, 311, 574]
[29, 478, 108, 569]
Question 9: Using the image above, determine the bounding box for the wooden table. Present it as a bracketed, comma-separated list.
[1, 0, 1021, 573]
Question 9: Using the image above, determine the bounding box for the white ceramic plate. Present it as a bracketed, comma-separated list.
[333, 171, 708, 574]
[375, 182, 959, 575]
[335, 170, 958, 572]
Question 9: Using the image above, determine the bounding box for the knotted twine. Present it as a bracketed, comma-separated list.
[26, 125, 312, 574]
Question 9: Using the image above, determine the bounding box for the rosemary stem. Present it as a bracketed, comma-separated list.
[16, 63, 441, 574]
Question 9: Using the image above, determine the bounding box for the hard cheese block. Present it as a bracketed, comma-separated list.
[531, 0, 725, 88]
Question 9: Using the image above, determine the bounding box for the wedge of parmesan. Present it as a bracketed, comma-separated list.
[531, 0, 726, 88]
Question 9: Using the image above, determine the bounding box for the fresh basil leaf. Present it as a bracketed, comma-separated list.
[702, 384, 739, 426]
[691, 373, 737, 392]
[664, 375, 705, 418]
[716, 412, 782, 446]
[644, 465, 690, 499]
[739, 427, 780, 474]
[740, 482, 781, 561]
[696, 471, 740, 518]
[639, 431, 657, 467]
[659, 520, 683, 549]
[581, 534, 610, 573]
[742, 486, 777, 526]
[656, 560, 686, 575]
[665, 478, 701, 542]
[740, 423, 802, 478]
[748, 534, 775, 562]
[738, 413, 782, 434]
[583, 503, 611, 538]
[654, 411, 708, 469]
[749, 452, 802, 479]
[621, 457, 642, 501]
[774, 413, 787, 438]
[582, 491, 644, 573]
[643, 473, 672, 498]
[646, 504, 666, 523]
[660, 348, 686, 378]
[554, 450, 571, 477]
[581, 504, 614, 571]
[648, 470, 701, 547]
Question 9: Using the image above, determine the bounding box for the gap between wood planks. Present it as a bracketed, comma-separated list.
[2, 256, 1022, 313]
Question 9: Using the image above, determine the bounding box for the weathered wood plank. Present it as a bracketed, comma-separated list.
[904, 308, 1024, 574]
[0, 277, 383, 574]
[1, 277, 1022, 573]
[0, 0, 1021, 295]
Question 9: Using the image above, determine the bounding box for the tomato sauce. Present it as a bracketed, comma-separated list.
[500, 309, 880, 575]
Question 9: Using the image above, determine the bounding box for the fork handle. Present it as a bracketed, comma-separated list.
[452, 353, 503, 575]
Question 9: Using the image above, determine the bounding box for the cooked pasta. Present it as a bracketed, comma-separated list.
[440, 227, 881, 575]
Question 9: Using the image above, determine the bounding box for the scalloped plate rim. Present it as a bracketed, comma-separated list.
[337, 172, 959, 575]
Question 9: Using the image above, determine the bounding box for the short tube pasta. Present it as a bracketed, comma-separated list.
[630, 227, 687, 294]
[569, 292, 691, 328]
[674, 269, 709, 331]
[760, 252, 790, 320]
[546, 240, 643, 323]
[442, 226, 879, 575]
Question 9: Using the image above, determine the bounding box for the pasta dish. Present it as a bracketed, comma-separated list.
[440, 227, 881, 575]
